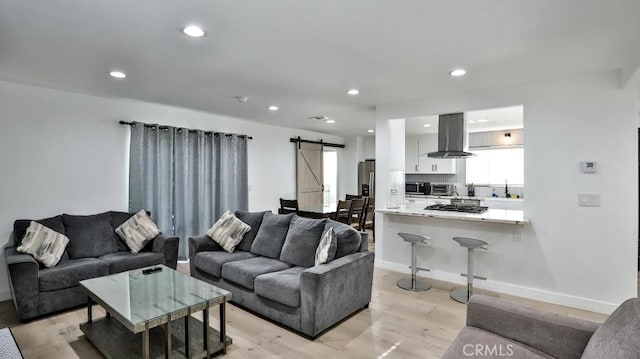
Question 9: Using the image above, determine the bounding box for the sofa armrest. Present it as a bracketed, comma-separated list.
[151, 233, 179, 269]
[467, 294, 600, 359]
[4, 246, 39, 321]
[188, 234, 223, 274]
[300, 251, 374, 337]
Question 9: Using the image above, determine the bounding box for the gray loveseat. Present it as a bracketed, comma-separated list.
[4, 211, 179, 321]
[443, 294, 640, 358]
[189, 210, 374, 338]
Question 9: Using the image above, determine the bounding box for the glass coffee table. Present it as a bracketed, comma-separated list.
[79, 265, 231, 359]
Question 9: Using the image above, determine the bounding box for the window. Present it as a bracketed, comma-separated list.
[466, 148, 524, 186]
[323, 150, 338, 208]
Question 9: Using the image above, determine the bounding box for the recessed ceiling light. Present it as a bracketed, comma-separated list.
[423, 124, 432, 128]
[367, 129, 374, 133]
[347, 89, 360, 96]
[468, 120, 475, 124]
[109, 70, 126, 79]
[326, 119, 336, 124]
[477, 118, 488, 123]
[182, 25, 206, 38]
[449, 69, 466, 77]
[268, 105, 279, 111]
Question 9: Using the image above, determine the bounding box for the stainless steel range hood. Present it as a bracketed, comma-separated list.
[426, 112, 473, 158]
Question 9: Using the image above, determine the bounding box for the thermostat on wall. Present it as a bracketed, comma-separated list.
[580, 161, 597, 173]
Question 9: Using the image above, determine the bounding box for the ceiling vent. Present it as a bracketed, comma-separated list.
[307, 115, 330, 121]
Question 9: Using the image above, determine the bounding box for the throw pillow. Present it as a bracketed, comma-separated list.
[115, 210, 161, 254]
[17, 221, 70, 267]
[315, 227, 337, 266]
[250, 213, 295, 259]
[279, 216, 327, 267]
[206, 211, 252, 253]
[581, 298, 640, 358]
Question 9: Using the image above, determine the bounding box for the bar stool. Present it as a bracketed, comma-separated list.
[450, 236, 489, 304]
[396, 232, 431, 292]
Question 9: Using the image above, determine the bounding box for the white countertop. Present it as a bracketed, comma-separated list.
[405, 194, 524, 202]
[377, 206, 529, 225]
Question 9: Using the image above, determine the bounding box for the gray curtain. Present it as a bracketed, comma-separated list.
[129, 122, 248, 261]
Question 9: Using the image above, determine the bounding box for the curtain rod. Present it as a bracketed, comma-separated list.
[290, 136, 345, 148]
[119, 121, 253, 139]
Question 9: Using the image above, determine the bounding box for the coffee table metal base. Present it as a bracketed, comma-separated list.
[80, 316, 231, 359]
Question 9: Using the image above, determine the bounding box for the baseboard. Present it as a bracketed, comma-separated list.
[0, 288, 12, 302]
[375, 259, 618, 314]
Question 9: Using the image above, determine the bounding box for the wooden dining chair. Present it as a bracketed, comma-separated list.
[360, 197, 376, 241]
[345, 194, 363, 200]
[349, 198, 367, 228]
[333, 200, 353, 223]
[279, 198, 299, 214]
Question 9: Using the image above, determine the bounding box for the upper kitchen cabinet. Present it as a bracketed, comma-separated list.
[417, 134, 456, 174]
[403, 134, 457, 174]
[405, 136, 419, 174]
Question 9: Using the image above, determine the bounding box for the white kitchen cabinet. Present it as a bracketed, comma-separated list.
[417, 134, 457, 174]
[405, 136, 419, 174]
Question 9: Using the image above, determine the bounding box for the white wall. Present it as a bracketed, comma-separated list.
[0, 80, 343, 300]
[376, 70, 638, 312]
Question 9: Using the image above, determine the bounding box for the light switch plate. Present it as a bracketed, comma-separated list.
[578, 193, 601, 207]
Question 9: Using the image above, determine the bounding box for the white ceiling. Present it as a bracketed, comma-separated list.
[406, 105, 524, 135]
[0, 1, 638, 136]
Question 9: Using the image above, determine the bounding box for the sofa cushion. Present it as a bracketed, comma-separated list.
[250, 213, 294, 259]
[194, 251, 256, 278]
[206, 211, 252, 252]
[63, 212, 119, 259]
[99, 251, 165, 274]
[14, 215, 65, 246]
[38, 258, 109, 292]
[17, 221, 70, 268]
[442, 327, 552, 359]
[14, 216, 69, 262]
[279, 216, 326, 267]
[254, 267, 305, 307]
[222, 257, 291, 290]
[235, 211, 270, 252]
[323, 219, 362, 259]
[115, 210, 161, 254]
[581, 298, 640, 359]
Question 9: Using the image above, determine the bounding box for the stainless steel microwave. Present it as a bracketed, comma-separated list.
[406, 182, 430, 195]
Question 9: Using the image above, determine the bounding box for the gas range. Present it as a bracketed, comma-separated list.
[425, 204, 488, 213]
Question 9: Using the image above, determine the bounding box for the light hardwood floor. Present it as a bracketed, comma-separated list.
[0, 239, 608, 359]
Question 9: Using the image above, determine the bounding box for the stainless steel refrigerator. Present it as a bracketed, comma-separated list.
[358, 160, 375, 197]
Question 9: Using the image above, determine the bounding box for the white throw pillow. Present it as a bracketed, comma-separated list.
[115, 210, 161, 254]
[315, 227, 334, 266]
[207, 211, 251, 253]
[17, 221, 70, 267]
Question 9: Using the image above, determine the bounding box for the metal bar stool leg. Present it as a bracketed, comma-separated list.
[397, 238, 431, 292]
[451, 236, 488, 304]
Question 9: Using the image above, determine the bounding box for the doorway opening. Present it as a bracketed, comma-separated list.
[323, 150, 338, 209]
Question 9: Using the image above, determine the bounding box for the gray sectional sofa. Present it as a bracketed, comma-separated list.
[4, 211, 179, 321]
[443, 294, 640, 358]
[189, 210, 375, 338]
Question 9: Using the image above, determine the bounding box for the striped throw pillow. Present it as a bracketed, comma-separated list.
[17, 221, 70, 267]
[207, 211, 251, 253]
[315, 227, 335, 266]
[115, 210, 161, 254]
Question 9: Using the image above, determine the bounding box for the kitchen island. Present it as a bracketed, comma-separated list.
[376, 205, 539, 306]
